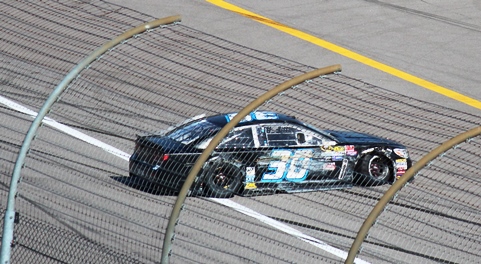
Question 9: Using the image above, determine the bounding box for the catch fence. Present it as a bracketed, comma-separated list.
[1, 1, 480, 263]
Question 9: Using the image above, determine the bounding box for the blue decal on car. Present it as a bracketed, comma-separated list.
[225, 111, 279, 123]
[261, 149, 313, 182]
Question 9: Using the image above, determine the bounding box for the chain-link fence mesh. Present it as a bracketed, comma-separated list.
[355, 135, 481, 264]
[1, 0, 480, 263]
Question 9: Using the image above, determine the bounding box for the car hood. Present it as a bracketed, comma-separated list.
[322, 130, 404, 146]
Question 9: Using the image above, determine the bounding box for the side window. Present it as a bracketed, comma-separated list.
[256, 124, 299, 147]
[257, 124, 326, 147]
[217, 126, 254, 149]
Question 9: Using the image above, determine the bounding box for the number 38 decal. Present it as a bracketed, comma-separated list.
[262, 149, 313, 182]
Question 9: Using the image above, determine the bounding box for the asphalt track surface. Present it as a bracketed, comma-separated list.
[1, 1, 481, 264]
[113, 0, 481, 112]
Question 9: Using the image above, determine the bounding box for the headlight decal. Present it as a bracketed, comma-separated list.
[393, 148, 409, 158]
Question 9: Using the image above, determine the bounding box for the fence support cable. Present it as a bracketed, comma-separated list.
[345, 126, 481, 264]
[0, 15, 182, 264]
[161, 64, 342, 264]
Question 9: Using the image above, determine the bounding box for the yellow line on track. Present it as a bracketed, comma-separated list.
[207, 0, 481, 110]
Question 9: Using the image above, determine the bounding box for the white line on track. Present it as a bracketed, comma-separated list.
[0, 96, 130, 161]
[211, 198, 369, 263]
[1, 95, 369, 264]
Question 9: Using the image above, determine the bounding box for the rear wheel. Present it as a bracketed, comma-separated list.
[203, 162, 242, 198]
[355, 154, 392, 186]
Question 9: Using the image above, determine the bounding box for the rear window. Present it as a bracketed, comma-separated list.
[167, 120, 219, 145]
[218, 126, 254, 148]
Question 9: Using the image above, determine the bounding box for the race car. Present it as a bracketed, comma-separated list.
[129, 111, 412, 197]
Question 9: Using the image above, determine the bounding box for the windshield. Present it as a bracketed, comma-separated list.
[301, 122, 336, 141]
[167, 120, 219, 145]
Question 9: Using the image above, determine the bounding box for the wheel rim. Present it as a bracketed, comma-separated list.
[369, 156, 389, 179]
[212, 167, 233, 190]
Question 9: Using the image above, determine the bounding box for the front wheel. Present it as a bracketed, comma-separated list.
[203, 162, 242, 198]
[354, 154, 392, 186]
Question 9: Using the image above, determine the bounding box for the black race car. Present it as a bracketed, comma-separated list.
[129, 111, 412, 197]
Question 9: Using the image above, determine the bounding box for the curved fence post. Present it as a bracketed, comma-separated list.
[161, 64, 342, 263]
[345, 126, 481, 264]
[0, 15, 182, 264]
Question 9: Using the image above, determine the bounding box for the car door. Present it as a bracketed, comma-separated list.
[255, 123, 347, 185]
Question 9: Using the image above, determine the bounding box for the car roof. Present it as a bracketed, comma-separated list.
[205, 111, 302, 127]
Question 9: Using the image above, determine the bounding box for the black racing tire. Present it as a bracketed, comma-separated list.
[354, 154, 392, 186]
[203, 162, 243, 198]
